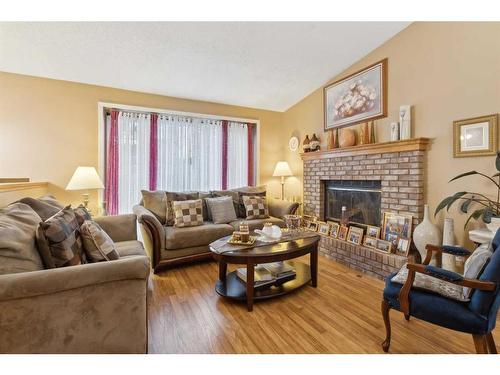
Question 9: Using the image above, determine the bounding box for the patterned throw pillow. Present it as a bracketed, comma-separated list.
[242, 195, 269, 220]
[73, 205, 92, 226]
[172, 199, 204, 228]
[80, 220, 120, 262]
[391, 263, 468, 302]
[166, 192, 200, 226]
[37, 205, 86, 268]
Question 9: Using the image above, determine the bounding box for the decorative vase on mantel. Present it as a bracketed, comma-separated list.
[412, 204, 442, 265]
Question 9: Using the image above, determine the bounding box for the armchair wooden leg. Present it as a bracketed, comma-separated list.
[381, 299, 391, 352]
[404, 314, 410, 321]
[486, 333, 497, 354]
[472, 334, 488, 354]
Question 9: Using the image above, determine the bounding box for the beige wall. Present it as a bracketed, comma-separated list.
[282, 22, 500, 246]
[0, 72, 285, 211]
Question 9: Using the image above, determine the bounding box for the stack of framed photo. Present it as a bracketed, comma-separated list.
[301, 211, 412, 257]
[381, 212, 412, 256]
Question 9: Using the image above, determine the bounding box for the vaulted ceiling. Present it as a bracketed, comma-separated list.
[0, 22, 409, 111]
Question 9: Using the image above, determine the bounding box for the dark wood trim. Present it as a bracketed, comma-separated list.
[486, 332, 497, 354]
[323, 58, 388, 131]
[381, 300, 391, 353]
[139, 216, 162, 270]
[153, 252, 213, 274]
[398, 267, 415, 318]
[473, 334, 488, 354]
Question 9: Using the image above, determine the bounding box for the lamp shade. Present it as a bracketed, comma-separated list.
[66, 167, 104, 190]
[273, 161, 293, 177]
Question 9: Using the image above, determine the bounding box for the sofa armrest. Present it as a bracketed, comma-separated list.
[0, 256, 150, 302]
[133, 205, 164, 270]
[94, 214, 137, 242]
[267, 198, 299, 219]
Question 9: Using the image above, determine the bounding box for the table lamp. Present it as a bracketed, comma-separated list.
[273, 161, 293, 200]
[66, 166, 104, 212]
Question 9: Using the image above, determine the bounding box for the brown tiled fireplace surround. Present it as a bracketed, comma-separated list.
[301, 138, 430, 279]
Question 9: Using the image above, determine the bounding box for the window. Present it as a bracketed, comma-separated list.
[104, 106, 257, 214]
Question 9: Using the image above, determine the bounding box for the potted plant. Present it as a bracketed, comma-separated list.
[435, 153, 500, 231]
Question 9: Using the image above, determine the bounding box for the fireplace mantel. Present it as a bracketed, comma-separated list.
[300, 138, 430, 160]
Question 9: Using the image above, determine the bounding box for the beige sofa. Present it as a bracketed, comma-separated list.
[0, 208, 150, 354]
[133, 189, 299, 273]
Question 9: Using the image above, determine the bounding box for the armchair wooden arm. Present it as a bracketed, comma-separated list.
[422, 244, 471, 265]
[398, 263, 496, 317]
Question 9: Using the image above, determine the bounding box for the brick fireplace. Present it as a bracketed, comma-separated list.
[301, 138, 430, 279]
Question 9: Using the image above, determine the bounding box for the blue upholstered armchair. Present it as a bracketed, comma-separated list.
[381, 231, 500, 354]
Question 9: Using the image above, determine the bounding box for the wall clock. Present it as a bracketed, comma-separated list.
[289, 136, 299, 152]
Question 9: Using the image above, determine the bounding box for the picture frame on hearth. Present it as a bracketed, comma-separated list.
[347, 226, 364, 245]
[395, 236, 411, 256]
[337, 225, 349, 241]
[382, 212, 412, 247]
[302, 215, 313, 228]
[317, 221, 330, 236]
[375, 239, 393, 253]
[363, 236, 378, 248]
[366, 225, 381, 238]
[307, 221, 318, 232]
[329, 222, 340, 238]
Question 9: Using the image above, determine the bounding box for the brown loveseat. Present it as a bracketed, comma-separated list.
[0, 201, 150, 354]
[133, 187, 299, 273]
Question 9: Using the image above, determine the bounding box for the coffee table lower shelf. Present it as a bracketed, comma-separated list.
[215, 261, 311, 303]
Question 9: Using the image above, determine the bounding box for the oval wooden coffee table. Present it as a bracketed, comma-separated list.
[210, 234, 320, 311]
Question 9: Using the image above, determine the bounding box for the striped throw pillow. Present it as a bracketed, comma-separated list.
[172, 199, 204, 228]
[80, 220, 120, 262]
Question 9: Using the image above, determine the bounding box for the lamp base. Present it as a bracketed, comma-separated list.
[82, 192, 92, 214]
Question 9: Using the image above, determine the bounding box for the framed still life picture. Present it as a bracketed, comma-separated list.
[324, 58, 388, 130]
[382, 212, 412, 249]
[453, 114, 498, 157]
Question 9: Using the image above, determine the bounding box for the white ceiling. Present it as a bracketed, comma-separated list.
[0, 22, 409, 111]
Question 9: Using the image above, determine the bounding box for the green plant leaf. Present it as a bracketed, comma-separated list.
[464, 208, 486, 229]
[483, 207, 493, 223]
[446, 191, 468, 211]
[449, 171, 478, 182]
[460, 196, 474, 213]
[435, 196, 453, 217]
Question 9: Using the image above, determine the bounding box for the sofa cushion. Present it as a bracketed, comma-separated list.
[16, 197, 61, 221]
[80, 220, 120, 262]
[229, 216, 285, 232]
[165, 222, 233, 250]
[37, 205, 86, 268]
[211, 190, 240, 216]
[38, 195, 64, 209]
[0, 203, 44, 275]
[115, 240, 147, 257]
[165, 191, 199, 226]
[205, 196, 237, 224]
[172, 199, 204, 228]
[242, 195, 269, 220]
[141, 190, 167, 224]
[384, 272, 488, 334]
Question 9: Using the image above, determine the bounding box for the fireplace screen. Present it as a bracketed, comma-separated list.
[324, 180, 381, 226]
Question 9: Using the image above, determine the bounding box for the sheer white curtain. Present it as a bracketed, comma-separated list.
[117, 112, 150, 214]
[157, 115, 222, 192]
[227, 121, 248, 189]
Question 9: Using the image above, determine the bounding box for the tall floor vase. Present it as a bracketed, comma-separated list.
[413, 204, 442, 265]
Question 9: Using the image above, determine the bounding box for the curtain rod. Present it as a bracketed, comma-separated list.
[104, 107, 256, 125]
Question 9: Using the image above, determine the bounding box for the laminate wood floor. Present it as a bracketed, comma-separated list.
[147, 255, 499, 354]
